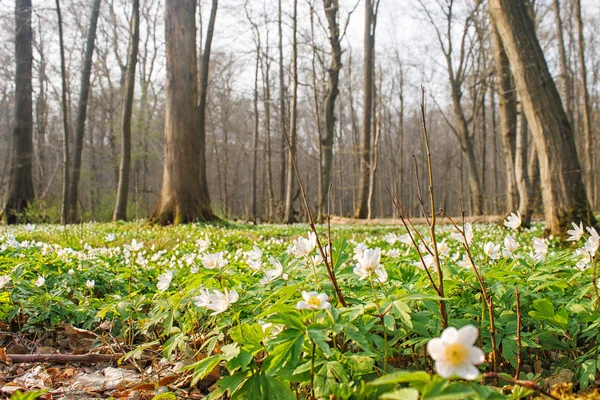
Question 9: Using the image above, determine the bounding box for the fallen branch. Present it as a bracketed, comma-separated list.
[2, 352, 123, 364]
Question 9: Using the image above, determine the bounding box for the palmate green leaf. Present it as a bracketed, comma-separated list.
[230, 323, 265, 354]
[182, 354, 224, 386]
[421, 380, 475, 400]
[380, 388, 420, 400]
[264, 328, 305, 373]
[369, 371, 431, 386]
[307, 324, 332, 356]
[578, 359, 597, 390]
[314, 361, 349, 399]
[232, 371, 295, 400]
[343, 323, 376, 354]
[332, 238, 350, 270]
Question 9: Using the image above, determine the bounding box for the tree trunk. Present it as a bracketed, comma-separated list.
[67, 0, 101, 223]
[490, 0, 596, 234]
[4, 0, 34, 224]
[573, 0, 594, 205]
[552, 0, 573, 125]
[277, 0, 286, 215]
[113, 0, 140, 221]
[261, 29, 274, 222]
[197, 0, 218, 220]
[355, 0, 377, 219]
[251, 44, 260, 222]
[283, 0, 298, 224]
[152, 0, 209, 225]
[491, 20, 518, 213]
[319, 0, 342, 221]
[367, 71, 382, 220]
[56, 0, 70, 225]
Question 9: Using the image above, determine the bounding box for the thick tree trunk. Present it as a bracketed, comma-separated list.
[515, 107, 534, 227]
[152, 0, 209, 225]
[283, 0, 298, 224]
[67, 0, 101, 223]
[491, 20, 518, 213]
[113, 0, 140, 221]
[573, 0, 594, 205]
[355, 0, 376, 219]
[197, 0, 218, 220]
[4, 0, 34, 224]
[490, 0, 596, 234]
[319, 0, 342, 221]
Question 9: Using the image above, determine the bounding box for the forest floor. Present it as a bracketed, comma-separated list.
[0, 221, 598, 399]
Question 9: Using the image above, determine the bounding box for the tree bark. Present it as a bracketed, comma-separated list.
[113, 0, 140, 221]
[283, 0, 298, 224]
[355, 0, 377, 219]
[552, 0, 573, 125]
[56, 0, 70, 225]
[277, 0, 287, 216]
[490, 0, 596, 234]
[197, 0, 218, 220]
[151, 0, 209, 225]
[573, 0, 594, 205]
[4, 0, 34, 224]
[319, 0, 342, 221]
[491, 19, 518, 213]
[67, 0, 101, 223]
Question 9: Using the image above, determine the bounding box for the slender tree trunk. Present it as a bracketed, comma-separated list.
[552, 0, 573, 125]
[319, 0, 342, 221]
[197, 0, 218, 220]
[261, 30, 274, 222]
[490, 0, 596, 234]
[277, 0, 286, 215]
[283, 0, 298, 224]
[309, 3, 324, 220]
[56, 0, 70, 224]
[113, 0, 140, 221]
[35, 22, 47, 197]
[67, 0, 101, 223]
[367, 71, 382, 219]
[355, 0, 377, 219]
[573, 0, 594, 205]
[251, 45, 260, 222]
[4, 0, 34, 224]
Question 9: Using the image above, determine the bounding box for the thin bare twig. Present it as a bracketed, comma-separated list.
[515, 286, 522, 379]
[281, 123, 347, 307]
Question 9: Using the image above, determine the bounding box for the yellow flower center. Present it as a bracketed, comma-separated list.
[307, 296, 321, 308]
[445, 343, 468, 366]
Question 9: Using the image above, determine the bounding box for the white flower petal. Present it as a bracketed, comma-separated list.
[440, 327, 458, 343]
[427, 338, 445, 360]
[468, 346, 485, 364]
[457, 325, 479, 346]
[434, 361, 455, 378]
[454, 364, 480, 380]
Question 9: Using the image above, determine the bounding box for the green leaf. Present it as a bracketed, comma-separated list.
[308, 325, 331, 356]
[380, 388, 420, 400]
[369, 371, 431, 386]
[182, 354, 223, 386]
[421, 380, 475, 400]
[230, 323, 266, 354]
[332, 238, 350, 270]
[264, 328, 305, 373]
[314, 362, 349, 399]
[232, 372, 295, 400]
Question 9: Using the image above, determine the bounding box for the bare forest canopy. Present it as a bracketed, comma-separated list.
[0, 0, 599, 229]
